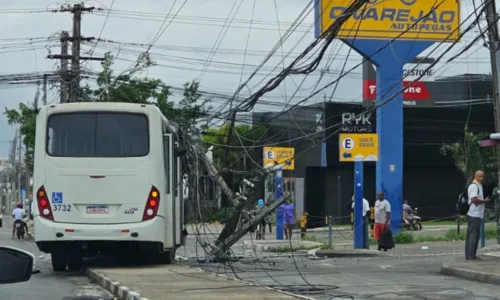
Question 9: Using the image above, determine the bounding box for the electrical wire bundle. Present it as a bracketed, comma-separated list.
[174, 2, 500, 300]
[2, 1, 493, 299]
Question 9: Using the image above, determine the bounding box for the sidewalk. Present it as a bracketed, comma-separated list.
[187, 223, 352, 235]
[441, 251, 500, 285]
[86, 264, 300, 300]
[242, 239, 322, 251]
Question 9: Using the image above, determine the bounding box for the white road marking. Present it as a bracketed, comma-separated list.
[484, 251, 500, 257]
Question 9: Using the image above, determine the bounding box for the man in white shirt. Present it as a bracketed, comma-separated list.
[351, 194, 371, 249]
[465, 170, 490, 260]
[374, 191, 391, 249]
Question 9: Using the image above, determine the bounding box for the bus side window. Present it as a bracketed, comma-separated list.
[47, 128, 54, 154]
[163, 134, 170, 194]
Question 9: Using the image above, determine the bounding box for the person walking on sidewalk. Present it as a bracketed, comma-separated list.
[351, 194, 370, 249]
[374, 192, 391, 250]
[465, 170, 490, 261]
[281, 197, 295, 240]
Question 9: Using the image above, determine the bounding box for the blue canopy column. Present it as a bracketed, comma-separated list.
[343, 39, 433, 233]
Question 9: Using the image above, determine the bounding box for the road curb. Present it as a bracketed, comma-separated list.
[440, 263, 500, 285]
[315, 249, 382, 258]
[242, 240, 323, 252]
[85, 268, 149, 300]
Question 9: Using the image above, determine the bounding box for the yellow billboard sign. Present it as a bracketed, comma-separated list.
[263, 146, 295, 170]
[318, 0, 460, 42]
[339, 133, 378, 162]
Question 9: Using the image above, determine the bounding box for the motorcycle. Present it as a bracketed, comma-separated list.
[14, 221, 25, 239]
[403, 208, 423, 231]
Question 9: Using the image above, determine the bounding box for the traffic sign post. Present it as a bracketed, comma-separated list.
[354, 161, 364, 249]
[339, 133, 378, 162]
[263, 147, 295, 170]
[274, 165, 284, 240]
[339, 133, 378, 249]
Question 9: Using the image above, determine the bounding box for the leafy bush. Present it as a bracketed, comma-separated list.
[206, 207, 235, 223]
[392, 231, 415, 244]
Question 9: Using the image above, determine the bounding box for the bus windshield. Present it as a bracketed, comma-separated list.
[46, 112, 149, 157]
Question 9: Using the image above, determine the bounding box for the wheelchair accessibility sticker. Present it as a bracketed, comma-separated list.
[52, 192, 63, 204]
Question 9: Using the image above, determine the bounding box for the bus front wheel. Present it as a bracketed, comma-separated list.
[157, 249, 176, 264]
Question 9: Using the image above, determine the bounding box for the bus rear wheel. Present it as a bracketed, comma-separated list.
[51, 252, 67, 272]
[67, 254, 83, 271]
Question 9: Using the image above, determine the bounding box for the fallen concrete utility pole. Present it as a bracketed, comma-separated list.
[210, 194, 289, 259]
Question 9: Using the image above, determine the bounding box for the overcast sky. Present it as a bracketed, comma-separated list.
[0, 0, 494, 158]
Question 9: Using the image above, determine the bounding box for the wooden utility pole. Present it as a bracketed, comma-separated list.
[33, 84, 41, 110]
[42, 74, 48, 105]
[60, 31, 69, 103]
[16, 129, 22, 204]
[71, 4, 83, 103]
[47, 5, 104, 103]
[483, 0, 500, 244]
[484, 0, 500, 186]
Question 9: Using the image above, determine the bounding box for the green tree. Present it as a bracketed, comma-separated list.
[440, 126, 497, 184]
[4, 52, 211, 171]
[201, 123, 266, 171]
[4, 103, 37, 171]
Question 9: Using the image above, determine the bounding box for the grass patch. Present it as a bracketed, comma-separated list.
[421, 221, 457, 226]
[368, 226, 498, 245]
[302, 235, 318, 242]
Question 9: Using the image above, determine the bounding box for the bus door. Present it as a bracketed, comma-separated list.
[162, 133, 175, 248]
[174, 155, 182, 247]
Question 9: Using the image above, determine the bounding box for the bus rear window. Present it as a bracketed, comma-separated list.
[47, 112, 149, 157]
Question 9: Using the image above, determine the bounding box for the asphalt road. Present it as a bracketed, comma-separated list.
[0, 220, 112, 300]
[190, 241, 500, 300]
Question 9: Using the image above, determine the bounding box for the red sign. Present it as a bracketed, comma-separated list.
[363, 80, 430, 101]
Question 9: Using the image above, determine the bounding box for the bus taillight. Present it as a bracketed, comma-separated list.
[142, 186, 160, 221]
[37, 186, 54, 221]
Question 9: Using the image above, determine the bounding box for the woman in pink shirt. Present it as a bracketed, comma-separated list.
[280, 198, 295, 240]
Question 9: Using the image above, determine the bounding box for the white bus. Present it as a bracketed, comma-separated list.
[33, 103, 185, 271]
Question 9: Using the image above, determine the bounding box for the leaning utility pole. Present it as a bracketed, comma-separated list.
[47, 5, 104, 102]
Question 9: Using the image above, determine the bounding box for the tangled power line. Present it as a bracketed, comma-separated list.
[0, 0, 497, 298]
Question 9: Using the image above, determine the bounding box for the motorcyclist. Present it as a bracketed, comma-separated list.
[12, 202, 28, 238]
[403, 199, 414, 225]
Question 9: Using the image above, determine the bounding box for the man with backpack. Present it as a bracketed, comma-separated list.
[462, 170, 490, 260]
